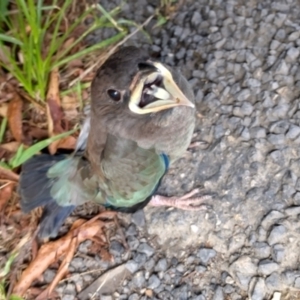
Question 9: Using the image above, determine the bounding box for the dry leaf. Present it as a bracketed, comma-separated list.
[0, 103, 8, 117]
[36, 235, 77, 300]
[0, 141, 21, 152]
[0, 182, 15, 211]
[0, 166, 19, 181]
[46, 69, 63, 136]
[7, 92, 23, 142]
[13, 218, 107, 296]
[27, 127, 49, 140]
[48, 135, 76, 155]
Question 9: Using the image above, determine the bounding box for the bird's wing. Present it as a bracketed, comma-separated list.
[99, 133, 168, 208]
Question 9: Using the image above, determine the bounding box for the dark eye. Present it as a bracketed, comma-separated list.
[107, 89, 121, 102]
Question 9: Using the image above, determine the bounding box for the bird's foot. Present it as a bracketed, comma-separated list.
[149, 188, 212, 211]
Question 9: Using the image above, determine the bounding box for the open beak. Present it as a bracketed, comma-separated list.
[129, 61, 195, 115]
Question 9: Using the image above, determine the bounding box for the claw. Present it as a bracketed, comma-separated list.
[149, 189, 212, 211]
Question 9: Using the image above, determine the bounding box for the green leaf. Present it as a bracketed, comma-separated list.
[9, 295, 24, 300]
[0, 253, 18, 278]
[0, 161, 11, 170]
[0, 34, 23, 46]
[9, 129, 76, 169]
[0, 117, 7, 144]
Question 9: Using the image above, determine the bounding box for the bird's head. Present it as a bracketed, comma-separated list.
[91, 46, 194, 117]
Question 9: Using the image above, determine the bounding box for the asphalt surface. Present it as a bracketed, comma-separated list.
[56, 0, 300, 299]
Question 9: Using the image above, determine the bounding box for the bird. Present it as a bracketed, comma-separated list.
[19, 46, 209, 239]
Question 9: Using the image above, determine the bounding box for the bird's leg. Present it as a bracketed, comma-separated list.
[149, 188, 211, 211]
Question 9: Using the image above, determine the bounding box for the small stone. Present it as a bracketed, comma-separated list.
[272, 244, 285, 263]
[294, 277, 300, 288]
[126, 224, 137, 236]
[268, 225, 287, 245]
[70, 257, 85, 272]
[266, 272, 283, 291]
[268, 134, 286, 145]
[271, 292, 282, 300]
[137, 243, 155, 257]
[128, 293, 139, 300]
[237, 89, 251, 101]
[261, 210, 285, 230]
[100, 296, 113, 300]
[147, 274, 160, 289]
[126, 260, 139, 274]
[286, 47, 300, 62]
[127, 236, 139, 250]
[78, 240, 92, 253]
[197, 248, 217, 265]
[213, 286, 224, 300]
[145, 258, 156, 271]
[132, 271, 146, 288]
[131, 210, 146, 227]
[223, 284, 235, 294]
[285, 206, 300, 216]
[257, 226, 268, 242]
[229, 256, 257, 290]
[191, 11, 202, 26]
[288, 31, 300, 41]
[225, 276, 234, 285]
[270, 120, 290, 134]
[282, 270, 299, 286]
[64, 283, 76, 295]
[253, 242, 271, 259]
[228, 233, 246, 253]
[154, 258, 168, 272]
[109, 240, 125, 257]
[44, 269, 56, 283]
[241, 127, 250, 141]
[250, 127, 266, 139]
[258, 260, 279, 276]
[240, 102, 253, 115]
[287, 125, 300, 139]
[61, 295, 75, 300]
[176, 263, 185, 273]
[134, 253, 147, 267]
[195, 265, 207, 274]
[251, 278, 267, 300]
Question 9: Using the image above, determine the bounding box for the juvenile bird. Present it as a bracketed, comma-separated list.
[19, 46, 208, 238]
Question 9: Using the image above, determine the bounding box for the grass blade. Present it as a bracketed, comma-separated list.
[9, 129, 77, 169]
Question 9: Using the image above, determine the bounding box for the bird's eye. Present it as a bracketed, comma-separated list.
[107, 89, 121, 102]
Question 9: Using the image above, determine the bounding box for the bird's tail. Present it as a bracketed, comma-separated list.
[19, 154, 76, 238]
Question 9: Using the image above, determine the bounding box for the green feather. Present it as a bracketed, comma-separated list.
[47, 133, 166, 208]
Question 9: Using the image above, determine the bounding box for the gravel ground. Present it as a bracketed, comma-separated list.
[55, 0, 300, 299]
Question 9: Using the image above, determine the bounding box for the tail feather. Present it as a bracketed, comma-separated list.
[38, 201, 75, 238]
[19, 154, 75, 238]
[19, 154, 65, 212]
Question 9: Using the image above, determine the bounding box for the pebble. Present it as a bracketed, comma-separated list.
[258, 260, 280, 276]
[197, 248, 217, 265]
[253, 242, 271, 259]
[213, 286, 224, 300]
[131, 210, 146, 227]
[132, 271, 146, 288]
[266, 272, 283, 291]
[137, 243, 155, 257]
[251, 278, 267, 300]
[272, 244, 285, 263]
[268, 225, 287, 245]
[126, 260, 139, 274]
[261, 210, 285, 230]
[154, 258, 168, 272]
[147, 274, 161, 289]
